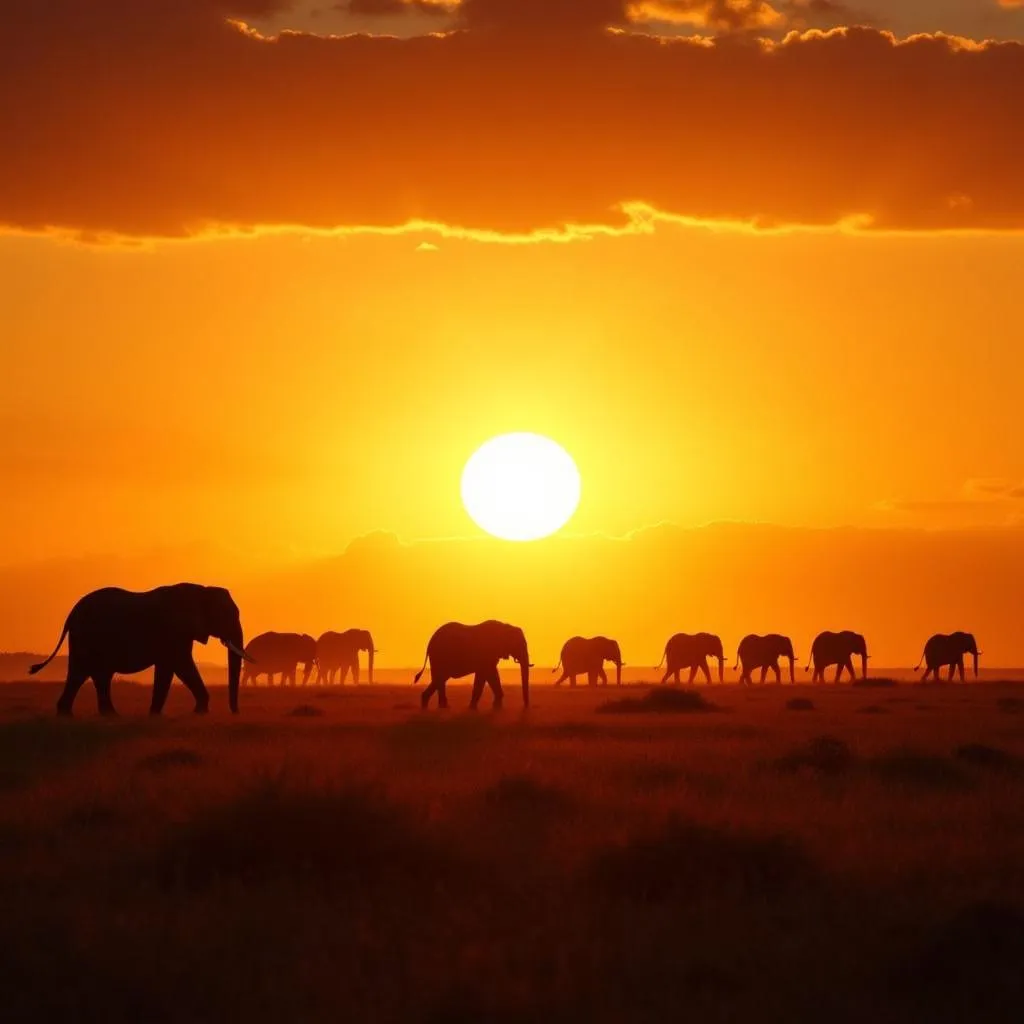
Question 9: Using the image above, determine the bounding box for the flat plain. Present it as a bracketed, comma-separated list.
[3, 677, 1024, 1023]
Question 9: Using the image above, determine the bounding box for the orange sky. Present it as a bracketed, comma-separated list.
[2, 1, 1024, 667]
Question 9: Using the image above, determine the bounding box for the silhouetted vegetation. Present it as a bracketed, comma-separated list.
[775, 736, 854, 776]
[596, 688, 717, 714]
[785, 697, 815, 711]
[2, 680, 1024, 1021]
[592, 818, 817, 904]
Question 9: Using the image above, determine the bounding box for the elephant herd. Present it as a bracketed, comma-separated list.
[26, 584, 983, 717]
[240, 629, 376, 688]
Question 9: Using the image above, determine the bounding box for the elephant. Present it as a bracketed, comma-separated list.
[315, 629, 376, 685]
[915, 632, 980, 682]
[807, 630, 868, 683]
[414, 620, 530, 710]
[657, 632, 725, 685]
[28, 584, 247, 716]
[735, 633, 796, 685]
[552, 635, 622, 687]
[241, 632, 317, 687]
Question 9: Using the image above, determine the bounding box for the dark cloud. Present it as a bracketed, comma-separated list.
[1, 2, 1022, 239]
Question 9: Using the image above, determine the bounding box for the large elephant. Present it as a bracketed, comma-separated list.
[414, 620, 530, 710]
[315, 629, 376, 685]
[735, 633, 796, 685]
[241, 632, 317, 687]
[915, 632, 980, 682]
[29, 584, 246, 716]
[552, 635, 622, 687]
[658, 632, 725, 685]
[808, 630, 868, 683]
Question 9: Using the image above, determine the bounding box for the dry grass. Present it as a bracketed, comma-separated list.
[2, 679, 1024, 1022]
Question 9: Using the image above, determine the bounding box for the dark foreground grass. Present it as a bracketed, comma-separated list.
[2, 680, 1024, 1023]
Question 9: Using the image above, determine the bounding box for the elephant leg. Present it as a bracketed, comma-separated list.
[553, 672, 566, 687]
[174, 658, 210, 714]
[772, 663, 781, 684]
[93, 672, 117, 716]
[150, 663, 174, 715]
[487, 667, 504, 709]
[598, 667, 608, 687]
[686, 665, 696, 685]
[437, 676, 450, 710]
[352, 661, 361, 685]
[660, 667, 671, 685]
[844, 657, 855, 681]
[834, 663, 843, 684]
[699, 659, 712, 685]
[56, 660, 89, 716]
[570, 673, 577, 688]
[587, 670, 598, 687]
[813, 667, 822, 684]
[469, 671, 486, 711]
[420, 677, 438, 709]
[758, 666, 768, 685]
[956, 660, 965, 682]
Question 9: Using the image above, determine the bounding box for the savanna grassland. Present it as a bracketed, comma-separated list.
[3, 679, 1024, 1023]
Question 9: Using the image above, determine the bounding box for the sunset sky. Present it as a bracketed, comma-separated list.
[3, 0, 1024, 666]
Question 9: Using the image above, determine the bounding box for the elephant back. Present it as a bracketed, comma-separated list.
[245, 631, 307, 671]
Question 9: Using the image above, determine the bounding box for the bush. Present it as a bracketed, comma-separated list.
[597, 689, 717, 715]
[592, 818, 816, 904]
[775, 736, 854, 777]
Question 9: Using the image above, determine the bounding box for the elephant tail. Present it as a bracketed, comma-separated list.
[551, 657, 562, 674]
[413, 651, 428, 685]
[656, 649, 666, 669]
[913, 651, 925, 672]
[733, 651, 740, 670]
[28, 619, 71, 675]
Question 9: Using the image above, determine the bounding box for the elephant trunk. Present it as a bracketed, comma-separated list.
[227, 645, 242, 714]
[615, 660, 622, 687]
[860, 652, 868, 680]
[973, 651, 979, 678]
[717, 656, 724, 683]
[788, 655, 795, 683]
[368, 645, 374, 685]
[520, 658, 530, 709]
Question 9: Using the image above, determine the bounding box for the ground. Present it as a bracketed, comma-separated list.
[3, 678, 1024, 1023]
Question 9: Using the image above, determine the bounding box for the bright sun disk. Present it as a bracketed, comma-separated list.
[461, 433, 581, 541]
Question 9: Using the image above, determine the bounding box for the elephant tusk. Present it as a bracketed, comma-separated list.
[224, 640, 255, 664]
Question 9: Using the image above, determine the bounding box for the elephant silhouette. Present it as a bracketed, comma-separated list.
[552, 635, 622, 687]
[315, 629, 376, 685]
[29, 584, 247, 716]
[241, 632, 317, 687]
[915, 632, 980, 682]
[414, 620, 530, 710]
[807, 630, 868, 683]
[657, 632, 724, 685]
[735, 634, 796, 685]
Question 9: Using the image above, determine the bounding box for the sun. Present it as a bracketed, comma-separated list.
[461, 433, 581, 542]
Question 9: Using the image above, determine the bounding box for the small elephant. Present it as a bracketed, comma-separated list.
[315, 629, 376, 685]
[29, 583, 247, 716]
[915, 632, 980, 682]
[414, 620, 530, 710]
[553, 635, 622, 687]
[808, 630, 868, 683]
[242, 632, 317, 687]
[735, 633, 796, 685]
[658, 632, 724, 685]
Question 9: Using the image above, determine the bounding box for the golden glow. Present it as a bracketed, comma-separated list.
[460, 434, 581, 542]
